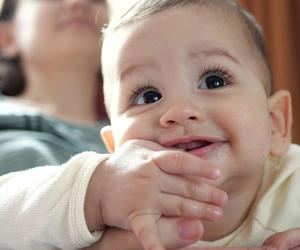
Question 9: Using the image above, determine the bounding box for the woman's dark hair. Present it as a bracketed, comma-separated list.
[0, 0, 16, 21]
[0, 0, 25, 96]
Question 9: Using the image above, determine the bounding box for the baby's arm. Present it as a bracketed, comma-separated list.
[85, 139, 228, 250]
[0, 152, 108, 250]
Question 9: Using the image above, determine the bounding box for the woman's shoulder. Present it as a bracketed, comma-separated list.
[0, 98, 106, 150]
[0, 131, 64, 175]
[0, 99, 107, 174]
[0, 124, 80, 175]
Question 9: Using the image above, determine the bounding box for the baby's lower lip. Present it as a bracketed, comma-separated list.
[188, 141, 225, 158]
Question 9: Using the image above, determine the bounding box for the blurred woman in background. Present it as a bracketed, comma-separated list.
[0, 0, 108, 174]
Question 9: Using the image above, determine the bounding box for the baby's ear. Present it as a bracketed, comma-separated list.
[268, 90, 293, 156]
[0, 22, 18, 57]
[100, 125, 115, 153]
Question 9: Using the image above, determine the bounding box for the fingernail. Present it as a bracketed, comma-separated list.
[217, 192, 228, 206]
[212, 168, 221, 178]
[177, 219, 201, 240]
[207, 207, 223, 221]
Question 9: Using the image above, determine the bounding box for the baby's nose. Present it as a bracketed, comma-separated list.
[159, 103, 204, 127]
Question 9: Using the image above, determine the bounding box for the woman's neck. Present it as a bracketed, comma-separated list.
[12, 61, 101, 125]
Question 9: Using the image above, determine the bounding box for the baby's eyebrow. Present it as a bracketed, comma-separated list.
[190, 47, 241, 65]
[119, 61, 155, 81]
[119, 47, 241, 81]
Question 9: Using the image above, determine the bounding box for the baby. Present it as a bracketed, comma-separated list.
[97, 0, 298, 249]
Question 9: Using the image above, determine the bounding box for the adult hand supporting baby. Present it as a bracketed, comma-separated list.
[180, 247, 276, 250]
[263, 228, 300, 250]
[181, 228, 300, 250]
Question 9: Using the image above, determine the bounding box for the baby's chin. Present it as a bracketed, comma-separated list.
[197, 144, 232, 187]
[193, 141, 230, 163]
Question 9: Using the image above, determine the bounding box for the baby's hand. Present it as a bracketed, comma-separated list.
[83, 218, 204, 250]
[86, 139, 228, 250]
[182, 229, 300, 250]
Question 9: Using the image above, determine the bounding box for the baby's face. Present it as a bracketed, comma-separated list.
[102, 5, 274, 188]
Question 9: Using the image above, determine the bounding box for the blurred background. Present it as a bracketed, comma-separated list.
[239, 0, 300, 144]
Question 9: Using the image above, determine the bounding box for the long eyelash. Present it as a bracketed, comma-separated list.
[202, 65, 233, 84]
[129, 83, 155, 104]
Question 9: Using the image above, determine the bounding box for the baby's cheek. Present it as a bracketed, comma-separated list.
[256, 139, 272, 160]
[233, 108, 272, 162]
[112, 122, 131, 148]
[112, 117, 144, 147]
[251, 122, 273, 162]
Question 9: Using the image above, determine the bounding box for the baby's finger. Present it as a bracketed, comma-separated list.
[159, 195, 224, 221]
[131, 214, 165, 250]
[160, 174, 228, 206]
[158, 217, 204, 249]
[153, 150, 220, 179]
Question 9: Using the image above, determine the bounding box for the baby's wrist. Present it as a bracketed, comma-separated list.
[84, 160, 107, 233]
[84, 190, 105, 233]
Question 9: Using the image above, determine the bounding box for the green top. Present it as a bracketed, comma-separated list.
[0, 99, 108, 175]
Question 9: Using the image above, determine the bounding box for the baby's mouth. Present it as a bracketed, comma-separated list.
[171, 140, 213, 152]
[165, 138, 225, 158]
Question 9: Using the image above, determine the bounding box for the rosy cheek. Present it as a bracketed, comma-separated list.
[113, 118, 139, 146]
[257, 141, 271, 159]
[251, 123, 273, 162]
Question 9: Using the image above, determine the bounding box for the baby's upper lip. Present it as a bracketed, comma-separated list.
[162, 136, 225, 150]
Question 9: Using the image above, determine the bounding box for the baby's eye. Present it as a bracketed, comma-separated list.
[198, 71, 230, 90]
[130, 87, 162, 105]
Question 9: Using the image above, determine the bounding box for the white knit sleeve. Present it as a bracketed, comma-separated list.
[0, 152, 109, 250]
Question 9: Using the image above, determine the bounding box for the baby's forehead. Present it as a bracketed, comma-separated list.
[104, 4, 256, 58]
[104, 1, 266, 59]
[103, 5, 256, 72]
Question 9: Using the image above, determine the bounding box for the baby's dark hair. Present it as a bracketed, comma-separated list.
[0, 0, 25, 96]
[104, 0, 274, 95]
